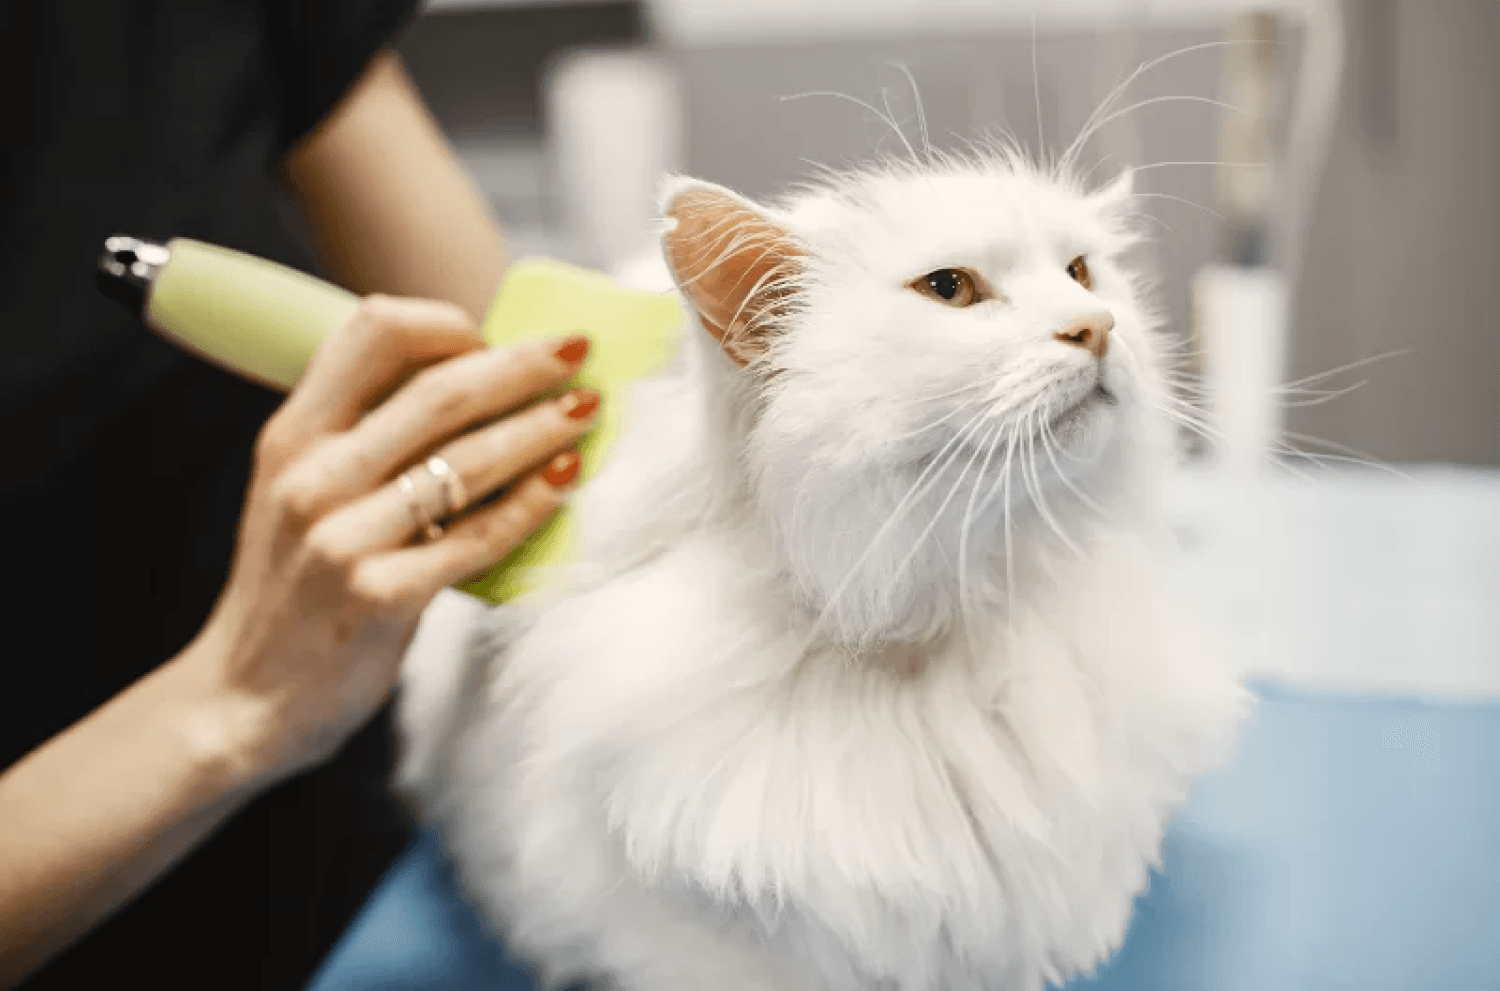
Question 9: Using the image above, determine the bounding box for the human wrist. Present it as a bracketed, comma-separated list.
[160, 635, 288, 799]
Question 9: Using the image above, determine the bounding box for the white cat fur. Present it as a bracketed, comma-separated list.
[397, 150, 1250, 991]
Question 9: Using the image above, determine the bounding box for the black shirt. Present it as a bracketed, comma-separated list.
[2, 1, 419, 986]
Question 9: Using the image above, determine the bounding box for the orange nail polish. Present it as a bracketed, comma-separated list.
[553, 335, 590, 365]
[561, 387, 600, 420]
[542, 451, 582, 488]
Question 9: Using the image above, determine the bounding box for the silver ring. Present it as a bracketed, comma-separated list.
[425, 456, 469, 517]
[397, 473, 444, 542]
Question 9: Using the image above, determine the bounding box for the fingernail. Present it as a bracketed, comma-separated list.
[553, 335, 590, 365]
[559, 387, 600, 420]
[542, 451, 582, 488]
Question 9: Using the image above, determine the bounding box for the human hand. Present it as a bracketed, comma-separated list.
[179, 295, 598, 784]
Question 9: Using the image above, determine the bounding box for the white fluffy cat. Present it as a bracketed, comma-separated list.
[398, 148, 1250, 991]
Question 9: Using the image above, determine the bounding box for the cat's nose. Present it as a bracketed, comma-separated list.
[1054, 313, 1114, 359]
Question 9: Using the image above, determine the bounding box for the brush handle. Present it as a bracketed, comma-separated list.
[98, 236, 686, 605]
[122, 237, 360, 392]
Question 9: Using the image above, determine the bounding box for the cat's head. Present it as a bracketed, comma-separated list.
[660, 151, 1171, 646]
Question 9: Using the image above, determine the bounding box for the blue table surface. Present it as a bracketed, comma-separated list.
[306, 681, 1500, 991]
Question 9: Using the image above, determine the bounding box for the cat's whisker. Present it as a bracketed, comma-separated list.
[1021, 408, 1085, 560]
[1156, 351, 1208, 373]
[1261, 444, 1351, 491]
[1158, 378, 1206, 396]
[1155, 336, 1201, 354]
[1129, 211, 1175, 237]
[799, 403, 995, 654]
[1153, 391, 1203, 415]
[1109, 327, 1150, 376]
[1156, 364, 1376, 412]
[1280, 432, 1421, 485]
[1079, 153, 1116, 190]
[1060, 38, 1269, 172]
[1157, 349, 1414, 431]
[1269, 444, 1404, 482]
[780, 89, 919, 163]
[1272, 382, 1368, 397]
[888, 389, 994, 443]
[1130, 160, 1268, 174]
[1152, 385, 1204, 409]
[879, 87, 915, 163]
[885, 62, 932, 156]
[1151, 401, 1335, 491]
[1039, 415, 1107, 518]
[1151, 400, 1221, 442]
[1068, 95, 1246, 169]
[879, 417, 1003, 629]
[792, 392, 988, 575]
[1126, 192, 1224, 221]
[1001, 421, 1019, 618]
[913, 378, 993, 405]
[1277, 348, 1416, 390]
[1031, 7, 1045, 161]
[957, 418, 1010, 642]
[1030, 415, 1078, 556]
[1156, 358, 1209, 377]
[1014, 410, 1044, 515]
[1152, 402, 1220, 440]
[953, 424, 1004, 655]
[1275, 380, 1370, 408]
[963, 412, 1033, 615]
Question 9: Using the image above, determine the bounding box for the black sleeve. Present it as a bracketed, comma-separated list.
[261, 0, 421, 161]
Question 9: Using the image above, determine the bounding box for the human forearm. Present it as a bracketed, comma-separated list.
[282, 49, 508, 324]
[0, 288, 592, 987]
[0, 643, 270, 987]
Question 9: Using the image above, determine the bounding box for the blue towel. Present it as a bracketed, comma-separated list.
[307, 681, 1500, 991]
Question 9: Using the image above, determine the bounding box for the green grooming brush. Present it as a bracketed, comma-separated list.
[461, 259, 684, 602]
[98, 236, 685, 605]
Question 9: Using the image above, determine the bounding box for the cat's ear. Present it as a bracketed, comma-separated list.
[1089, 169, 1143, 249]
[660, 177, 802, 367]
[1092, 168, 1135, 210]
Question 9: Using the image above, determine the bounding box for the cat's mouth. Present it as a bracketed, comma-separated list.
[1052, 381, 1116, 426]
[924, 380, 1117, 467]
[1024, 379, 1118, 456]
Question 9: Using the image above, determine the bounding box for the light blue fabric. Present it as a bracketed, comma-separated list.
[306, 680, 1500, 991]
[1072, 681, 1500, 991]
[301, 827, 552, 991]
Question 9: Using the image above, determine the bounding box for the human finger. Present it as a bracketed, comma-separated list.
[348, 454, 581, 605]
[309, 386, 598, 555]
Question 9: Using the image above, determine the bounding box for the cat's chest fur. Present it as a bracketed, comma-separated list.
[431, 523, 1242, 991]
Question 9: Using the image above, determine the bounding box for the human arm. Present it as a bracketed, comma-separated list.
[281, 48, 508, 325]
[0, 638, 269, 986]
[0, 298, 600, 987]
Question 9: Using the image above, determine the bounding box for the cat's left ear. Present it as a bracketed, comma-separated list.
[1090, 168, 1136, 215]
[660, 177, 803, 368]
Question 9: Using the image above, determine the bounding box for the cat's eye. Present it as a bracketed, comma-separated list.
[1066, 255, 1094, 290]
[912, 268, 982, 308]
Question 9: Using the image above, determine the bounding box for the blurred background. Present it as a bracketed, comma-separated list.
[396, 0, 1497, 469]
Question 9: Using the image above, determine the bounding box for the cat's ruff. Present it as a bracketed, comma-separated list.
[398, 153, 1249, 991]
